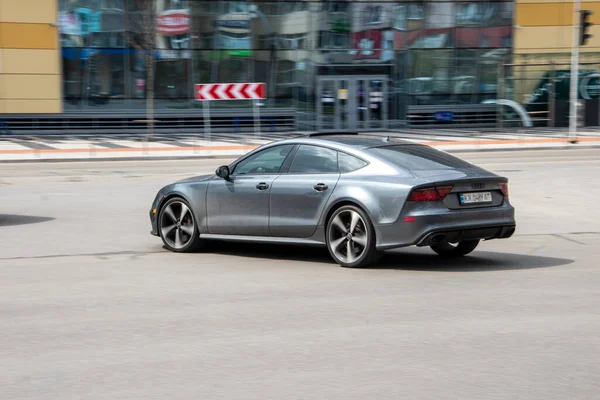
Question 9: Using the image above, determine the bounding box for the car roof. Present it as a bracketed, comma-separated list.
[282, 133, 416, 150]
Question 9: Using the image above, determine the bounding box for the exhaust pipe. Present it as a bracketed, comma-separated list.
[430, 234, 446, 244]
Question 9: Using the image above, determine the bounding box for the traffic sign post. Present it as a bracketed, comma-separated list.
[195, 83, 266, 101]
[194, 83, 267, 146]
[202, 99, 211, 155]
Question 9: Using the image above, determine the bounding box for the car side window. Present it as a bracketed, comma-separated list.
[338, 152, 368, 173]
[288, 145, 339, 174]
[232, 145, 294, 175]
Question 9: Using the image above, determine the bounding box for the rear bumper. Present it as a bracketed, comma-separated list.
[415, 224, 515, 247]
[374, 201, 516, 250]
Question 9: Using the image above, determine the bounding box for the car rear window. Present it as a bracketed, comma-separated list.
[367, 145, 474, 170]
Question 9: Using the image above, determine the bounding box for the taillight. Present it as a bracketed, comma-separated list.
[409, 188, 440, 201]
[435, 185, 454, 199]
[408, 185, 454, 201]
[498, 183, 509, 196]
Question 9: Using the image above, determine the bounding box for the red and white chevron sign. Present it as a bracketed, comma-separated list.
[194, 83, 266, 101]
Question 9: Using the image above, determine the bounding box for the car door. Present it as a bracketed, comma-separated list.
[269, 144, 341, 238]
[206, 144, 295, 236]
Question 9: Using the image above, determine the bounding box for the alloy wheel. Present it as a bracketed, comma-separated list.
[160, 200, 196, 250]
[328, 209, 368, 264]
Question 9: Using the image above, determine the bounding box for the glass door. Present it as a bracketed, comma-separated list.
[338, 79, 349, 130]
[317, 76, 388, 131]
[355, 79, 367, 130]
[317, 79, 337, 131]
[317, 78, 353, 131]
[366, 78, 386, 130]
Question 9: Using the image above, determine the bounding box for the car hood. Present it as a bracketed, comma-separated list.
[176, 174, 214, 184]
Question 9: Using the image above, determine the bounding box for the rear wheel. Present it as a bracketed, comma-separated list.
[326, 205, 381, 268]
[430, 240, 479, 257]
[158, 197, 203, 252]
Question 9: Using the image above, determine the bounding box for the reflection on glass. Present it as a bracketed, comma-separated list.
[339, 80, 348, 130]
[54, 0, 514, 117]
[357, 80, 366, 129]
[369, 80, 384, 129]
[321, 80, 336, 130]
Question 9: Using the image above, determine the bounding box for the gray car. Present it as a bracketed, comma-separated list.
[149, 133, 516, 268]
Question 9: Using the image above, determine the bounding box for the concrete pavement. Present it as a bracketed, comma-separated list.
[1, 149, 599, 399]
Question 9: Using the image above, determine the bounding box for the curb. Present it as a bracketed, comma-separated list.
[1, 143, 599, 164]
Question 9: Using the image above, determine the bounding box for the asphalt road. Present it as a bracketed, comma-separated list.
[1, 149, 599, 400]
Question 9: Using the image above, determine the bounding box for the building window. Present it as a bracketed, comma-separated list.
[362, 5, 383, 25]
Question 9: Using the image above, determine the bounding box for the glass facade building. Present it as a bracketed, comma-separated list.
[55, 0, 514, 129]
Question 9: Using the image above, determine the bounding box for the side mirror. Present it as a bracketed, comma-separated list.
[216, 165, 231, 180]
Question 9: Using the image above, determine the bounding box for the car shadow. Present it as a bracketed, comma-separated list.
[200, 241, 573, 272]
[0, 214, 55, 227]
[375, 250, 574, 272]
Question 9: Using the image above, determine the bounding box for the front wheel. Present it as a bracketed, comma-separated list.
[430, 239, 480, 257]
[326, 205, 381, 268]
[158, 197, 203, 252]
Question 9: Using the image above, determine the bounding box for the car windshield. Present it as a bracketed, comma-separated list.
[367, 144, 474, 170]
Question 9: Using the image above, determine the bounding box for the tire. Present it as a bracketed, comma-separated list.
[430, 239, 480, 257]
[158, 197, 203, 252]
[326, 205, 381, 268]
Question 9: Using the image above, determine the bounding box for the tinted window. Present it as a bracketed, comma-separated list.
[368, 145, 474, 170]
[288, 145, 339, 174]
[338, 152, 368, 173]
[233, 145, 294, 175]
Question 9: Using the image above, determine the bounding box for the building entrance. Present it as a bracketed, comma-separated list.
[317, 75, 388, 131]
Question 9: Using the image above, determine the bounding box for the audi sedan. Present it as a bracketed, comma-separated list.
[149, 133, 516, 268]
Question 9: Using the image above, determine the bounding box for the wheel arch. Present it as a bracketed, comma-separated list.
[322, 198, 379, 230]
[157, 191, 204, 227]
[320, 181, 386, 227]
[157, 192, 191, 215]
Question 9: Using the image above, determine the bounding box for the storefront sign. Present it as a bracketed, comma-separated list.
[219, 34, 252, 50]
[580, 73, 600, 99]
[158, 50, 191, 59]
[434, 111, 454, 122]
[213, 20, 251, 29]
[227, 50, 252, 57]
[156, 10, 190, 35]
[350, 31, 382, 60]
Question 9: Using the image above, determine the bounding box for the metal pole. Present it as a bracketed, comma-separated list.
[203, 100, 211, 155]
[569, 0, 581, 142]
[253, 100, 261, 144]
[497, 61, 504, 131]
[549, 62, 556, 128]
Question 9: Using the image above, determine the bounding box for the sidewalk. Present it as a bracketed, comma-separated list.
[1, 132, 600, 162]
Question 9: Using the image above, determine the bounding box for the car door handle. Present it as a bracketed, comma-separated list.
[256, 182, 270, 190]
[314, 183, 328, 191]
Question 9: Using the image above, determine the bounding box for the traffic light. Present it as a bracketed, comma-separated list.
[580, 10, 593, 46]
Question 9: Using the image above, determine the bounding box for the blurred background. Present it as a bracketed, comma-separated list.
[1, 0, 600, 134]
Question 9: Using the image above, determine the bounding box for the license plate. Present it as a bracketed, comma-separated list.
[460, 191, 492, 205]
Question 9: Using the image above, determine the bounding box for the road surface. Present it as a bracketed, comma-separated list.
[1, 149, 599, 400]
